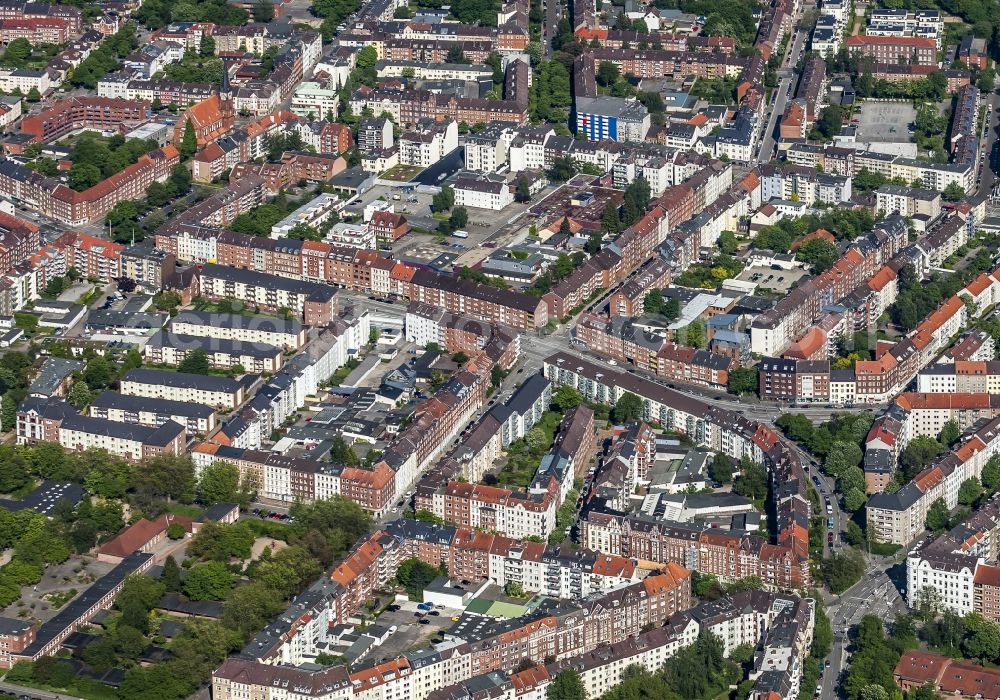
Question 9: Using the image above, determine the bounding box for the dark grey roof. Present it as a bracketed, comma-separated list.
[171, 311, 303, 334]
[504, 374, 550, 415]
[199, 264, 336, 303]
[121, 368, 242, 392]
[89, 391, 214, 418]
[867, 482, 922, 511]
[85, 309, 168, 331]
[29, 357, 85, 396]
[147, 331, 282, 359]
[21, 552, 153, 657]
[59, 414, 184, 446]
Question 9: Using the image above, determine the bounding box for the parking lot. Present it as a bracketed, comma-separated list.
[855, 101, 917, 143]
[735, 265, 809, 294]
[344, 178, 538, 270]
[366, 601, 461, 660]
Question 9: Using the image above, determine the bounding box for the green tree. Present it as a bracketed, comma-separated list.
[958, 477, 983, 506]
[2, 391, 18, 432]
[586, 230, 603, 255]
[816, 104, 844, 139]
[823, 548, 865, 593]
[199, 460, 241, 506]
[552, 386, 583, 411]
[515, 176, 531, 203]
[178, 348, 211, 374]
[612, 392, 643, 423]
[733, 458, 768, 500]
[925, 498, 950, 533]
[547, 155, 576, 182]
[161, 554, 182, 592]
[601, 200, 620, 234]
[180, 119, 198, 158]
[394, 557, 440, 599]
[708, 454, 734, 484]
[901, 436, 944, 480]
[964, 620, 1000, 663]
[982, 456, 1000, 492]
[184, 560, 234, 600]
[0, 38, 30, 67]
[943, 182, 965, 202]
[547, 670, 585, 700]
[843, 487, 866, 512]
[939, 419, 961, 447]
[252, 0, 274, 21]
[68, 162, 103, 191]
[200, 33, 216, 57]
[449, 206, 468, 230]
[796, 237, 839, 273]
[330, 436, 359, 466]
[718, 230, 738, 255]
[727, 367, 757, 396]
[68, 381, 94, 408]
[597, 61, 620, 87]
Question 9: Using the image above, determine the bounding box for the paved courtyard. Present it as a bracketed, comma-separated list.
[856, 101, 917, 142]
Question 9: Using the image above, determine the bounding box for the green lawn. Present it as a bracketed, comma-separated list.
[380, 164, 422, 182]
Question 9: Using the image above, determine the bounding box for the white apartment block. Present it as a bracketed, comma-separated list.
[119, 368, 245, 409]
[399, 118, 458, 167]
[169, 311, 306, 349]
[907, 550, 979, 615]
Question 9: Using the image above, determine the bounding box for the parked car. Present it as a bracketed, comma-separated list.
[827, 518, 834, 529]
[419, 618, 430, 624]
[429, 610, 440, 616]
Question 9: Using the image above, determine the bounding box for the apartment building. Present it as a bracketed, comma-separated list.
[875, 184, 942, 220]
[196, 263, 338, 326]
[916, 363, 1000, 394]
[750, 216, 908, 356]
[0, 618, 35, 669]
[0, 146, 180, 226]
[168, 311, 306, 350]
[867, 417, 1000, 545]
[57, 414, 186, 462]
[89, 391, 216, 437]
[398, 117, 458, 167]
[575, 312, 734, 390]
[543, 352, 812, 588]
[453, 177, 514, 211]
[120, 245, 176, 292]
[143, 331, 284, 374]
[407, 269, 548, 331]
[51, 231, 124, 283]
[845, 35, 936, 65]
[119, 368, 246, 409]
[464, 121, 517, 172]
[214, 583, 812, 700]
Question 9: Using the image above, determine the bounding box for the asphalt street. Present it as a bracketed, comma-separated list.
[821, 561, 908, 698]
[0, 680, 82, 700]
[756, 27, 808, 163]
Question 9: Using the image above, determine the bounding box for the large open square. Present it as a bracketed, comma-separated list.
[855, 101, 917, 142]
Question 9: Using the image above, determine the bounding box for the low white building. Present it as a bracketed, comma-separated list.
[453, 177, 513, 211]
